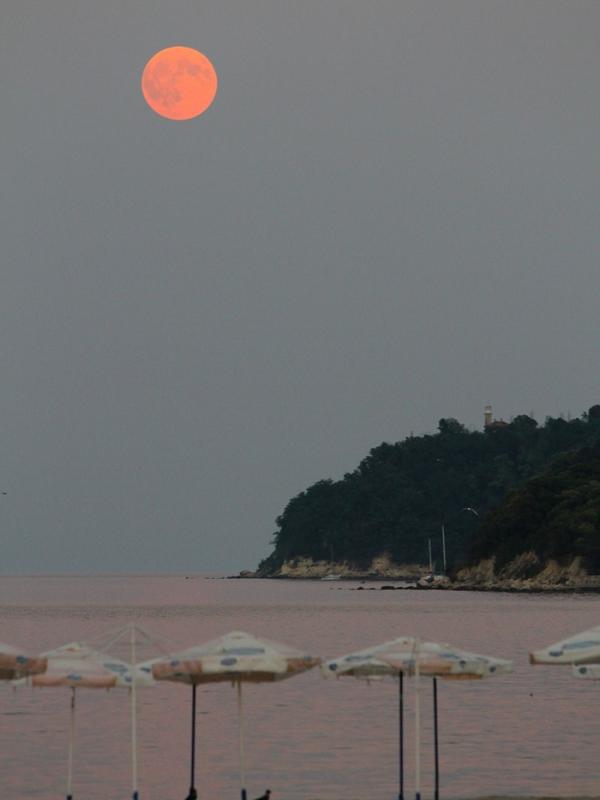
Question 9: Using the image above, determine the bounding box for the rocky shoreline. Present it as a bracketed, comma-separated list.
[239, 553, 600, 593]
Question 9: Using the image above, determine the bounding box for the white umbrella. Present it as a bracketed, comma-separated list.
[380, 639, 512, 800]
[530, 625, 600, 665]
[85, 624, 166, 800]
[150, 630, 320, 800]
[21, 635, 154, 800]
[530, 626, 600, 795]
[324, 637, 512, 800]
[322, 637, 410, 800]
[379, 638, 512, 800]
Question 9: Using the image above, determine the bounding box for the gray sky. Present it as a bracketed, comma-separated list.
[1, 1, 599, 573]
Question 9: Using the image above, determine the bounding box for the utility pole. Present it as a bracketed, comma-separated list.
[441, 508, 478, 575]
[441, 524, 446, 575]
[428, 538, 433, 574]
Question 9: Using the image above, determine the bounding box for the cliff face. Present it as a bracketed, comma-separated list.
[257, 553, 428, 579]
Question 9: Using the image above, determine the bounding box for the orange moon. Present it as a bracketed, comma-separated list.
[141, 46, 218, 120]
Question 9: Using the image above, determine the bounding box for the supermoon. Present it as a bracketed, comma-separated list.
[141, 46, 218, 120]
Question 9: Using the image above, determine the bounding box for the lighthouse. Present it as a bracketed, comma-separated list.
[484, 405, 493, 429]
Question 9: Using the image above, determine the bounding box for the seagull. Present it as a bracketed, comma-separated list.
[462, 506, 478, 516]
[253, 791, 271, 800]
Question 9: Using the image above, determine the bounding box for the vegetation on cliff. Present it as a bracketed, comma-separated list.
[258, 406, 600, 575]
[470, 442, 600, 572]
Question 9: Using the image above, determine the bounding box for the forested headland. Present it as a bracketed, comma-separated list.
[257, 406, 600, 580]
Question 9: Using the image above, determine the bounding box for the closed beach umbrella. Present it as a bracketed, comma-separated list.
[24, 640, 154, 800]
[0, 642, 47, 680]
[529, 625, 600, 665]
[380, 639, 512, 800]
[151, 630, 320, 800]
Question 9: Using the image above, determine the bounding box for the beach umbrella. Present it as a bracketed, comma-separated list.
[529, 625, 600, 665]
[531, 629, 600, 791]
[322, 637, 410, 800]
[0, 642, 47, 680]
[379, 639, 512, 800]
[150, 630, 320, 800]
[23, 638, 154, 800]
[85, 623, 166, 800]
[323, 637, 512, 800]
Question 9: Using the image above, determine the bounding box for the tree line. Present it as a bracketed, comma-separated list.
[257, 406, 600, 574]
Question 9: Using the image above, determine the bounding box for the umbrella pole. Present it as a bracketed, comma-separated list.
[398, 672, 404, 800]
[415, 659, 421, 800]
[67, 687, 76, 800]
[185, 684, 198, 800]
[433, 678, 439, 800]
[131, 626, 139, 800]
[237, 680, 247, 800]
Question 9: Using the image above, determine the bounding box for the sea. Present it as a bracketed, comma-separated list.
[1, 575, 599, 800]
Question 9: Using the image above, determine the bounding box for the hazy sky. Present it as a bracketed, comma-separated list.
[1, 1, 599, 573]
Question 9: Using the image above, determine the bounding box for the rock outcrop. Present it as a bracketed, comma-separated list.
[246, 551, 600, 592]
[454, 554, 598, 591]
[259, 554, 428, 580]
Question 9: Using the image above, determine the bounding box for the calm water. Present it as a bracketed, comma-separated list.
[1, 576, 599, 800]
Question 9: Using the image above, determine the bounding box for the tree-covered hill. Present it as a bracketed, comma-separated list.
[257, 406, 600, 575]
[468, 443, 600, 572]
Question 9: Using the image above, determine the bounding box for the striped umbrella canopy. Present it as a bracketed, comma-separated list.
[530, 625, 600, 665]
[24, 638, 154, 800]
[150, 630, 320, 800]
[0, 642, 47, 680]
[323, 637, 512, 800]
